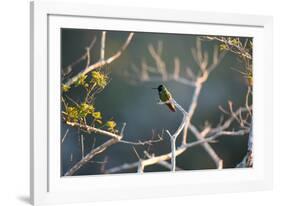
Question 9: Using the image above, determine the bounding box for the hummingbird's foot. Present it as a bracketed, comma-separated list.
[157, 100, 172, 105]
[157, 100, 164, 105]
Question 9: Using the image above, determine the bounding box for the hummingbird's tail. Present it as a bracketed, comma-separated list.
[165, 102, 176, 112]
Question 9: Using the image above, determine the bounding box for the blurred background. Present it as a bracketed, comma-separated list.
[61, 29, 251, 176]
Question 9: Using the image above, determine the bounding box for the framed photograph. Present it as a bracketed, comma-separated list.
[30, 0, 273, 205]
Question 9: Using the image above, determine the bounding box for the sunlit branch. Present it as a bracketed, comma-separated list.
[100, 31, 106, 61]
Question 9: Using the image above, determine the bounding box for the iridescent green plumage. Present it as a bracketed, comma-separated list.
[156, 85, 176, 112]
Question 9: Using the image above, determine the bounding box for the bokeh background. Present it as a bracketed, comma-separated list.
[61, 29, 252, 176]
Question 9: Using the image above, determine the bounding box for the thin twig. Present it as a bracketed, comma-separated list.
[80, 134, 85, 158]
[62, 36, 97, 77]
[246, 86, 252, 115]
[119, 137, 163, 146]
[61, 128, 69, 143]
[141, 75, 195, 87]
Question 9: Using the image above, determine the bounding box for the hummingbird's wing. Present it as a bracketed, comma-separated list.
[158, 86, 176, 112]
[161, 87, 176, 112]
[163, 87, 172, 99]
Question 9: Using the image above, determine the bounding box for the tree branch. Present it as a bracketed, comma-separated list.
[189, 124, 223, 169]
[165, 99, 188, 171]
[64, 136, 122, 176]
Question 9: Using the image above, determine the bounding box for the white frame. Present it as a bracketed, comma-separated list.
[30, 0, 273, 205]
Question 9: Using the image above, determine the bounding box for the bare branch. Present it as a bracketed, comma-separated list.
[246, 86, 252, 116]
[189, 124, 223, 169]
[143, 151, 182, 171]
[106, 103, 251, 173]
[210, 106, 252, 135]
[181, 83, 202, 144]
[106, 127, 249, 173]
[105, 162, 139, 174]
[173, 57, 180, 80]
[205, 36, 252, 60]
[66, 121, 163, 146]
[80, 134, 85, 158]
[148, 43, 168, 80]
[64, 33, 134, 87]
[100, 31, 106, 61]
[62, 36, 97, 78]
[140, 59, 149, 81]
[66, 121, 122, 140]
[119, 137, 163, 146]
[63, 121, 124, 175]
[236, 124, 253, 168]
[64, 136, 122, 176]
[164, 99, 189, 171]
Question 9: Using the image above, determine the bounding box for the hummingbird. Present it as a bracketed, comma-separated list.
[153, 85, 176, 112]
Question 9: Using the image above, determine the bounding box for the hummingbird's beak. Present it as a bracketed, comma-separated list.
[152, 87, 158, 90]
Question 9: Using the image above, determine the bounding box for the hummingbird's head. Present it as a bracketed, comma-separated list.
[152, 84, 164, 92]
[157, 85, 164, 92]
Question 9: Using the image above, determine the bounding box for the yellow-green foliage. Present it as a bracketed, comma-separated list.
[106, 120, 118, 133]
[79, 102, 94, 118]
[92, 111, 102, 124]
[218, 37, 252, 86]
[65, 102, 106, 125]
[219, 38, 240, 51]
[230, 38, 239, 46]
[75, 74, 88, 87]
[62, 84, 71, 92]
[63, 69, 116, 131]
[65, 106, 79, 122]
[91, 71, 108, 88]
[219, 43, 227, 51]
